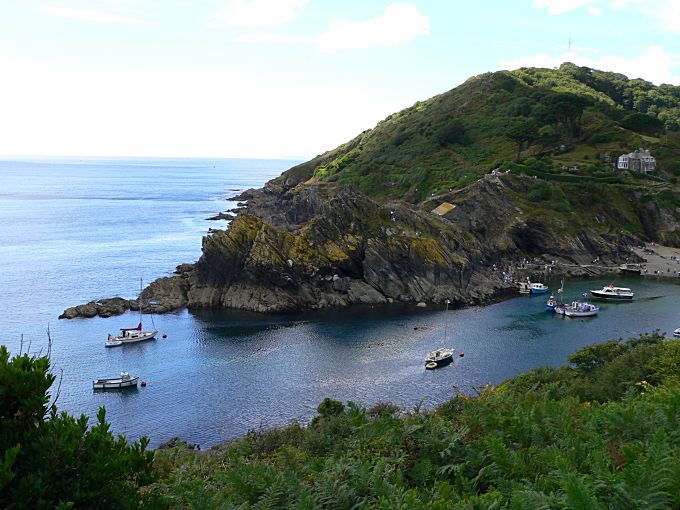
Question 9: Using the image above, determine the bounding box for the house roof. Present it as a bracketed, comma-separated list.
[432, 202, 456, 216]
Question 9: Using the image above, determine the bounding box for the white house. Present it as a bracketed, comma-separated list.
[617, 149, 656, 173]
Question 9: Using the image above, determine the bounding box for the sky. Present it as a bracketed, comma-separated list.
[1, 0, 679, 159]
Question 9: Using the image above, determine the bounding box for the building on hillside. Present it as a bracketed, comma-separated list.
[431, 202, 456, 216]
[617, 148, 656, 173]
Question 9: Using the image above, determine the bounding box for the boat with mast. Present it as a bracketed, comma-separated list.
[546, 278, 564, 312]
[425, 299, 455, 369]
[105, 278, 158, 347]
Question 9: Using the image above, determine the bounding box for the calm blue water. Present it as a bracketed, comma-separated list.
[1, 157, 680, 448]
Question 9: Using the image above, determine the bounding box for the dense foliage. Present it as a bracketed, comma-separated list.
[0, 344, 160, 509]
[295, 63, 680, 203]
[152, 332, 680, 508]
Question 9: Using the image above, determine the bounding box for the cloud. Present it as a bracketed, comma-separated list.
[632, 0, 680, 33]
[39, 5, 144, 24]
[533, 0, 598, 15]
[235, 32, 313, 44]
[501, 45, 680, 85]
[316, 3, 429, 53]
[535, 0, 680, 32]
[211, 0, 309, 28]
[234, 3, 430, 53]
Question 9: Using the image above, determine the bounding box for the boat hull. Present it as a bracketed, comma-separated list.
[531, 288, 548, 294]
[93, 376, 139, 390]
[106, 331, 157, 347]
[590, 291, 633, 300]
[425, 348, 454, 368]
[564, 309, 598, 317]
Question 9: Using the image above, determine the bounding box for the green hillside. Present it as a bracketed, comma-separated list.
[151, 332, 680, 508]
[284, 63, 680, 204]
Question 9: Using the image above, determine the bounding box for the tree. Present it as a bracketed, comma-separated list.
[506, 117, 538, 161]
[535, 93, 590, 140]
[621, 112, 663, 135]
[0, 344, 161, 509]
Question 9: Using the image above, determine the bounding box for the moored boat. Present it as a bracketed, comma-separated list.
[619, 263, 642, 275]
[425, 348, 454, 368]
[106, 324, 157, 346]
[425, 300, 455, 369]
[530, 282, 549, 294]
[105, 279, 158, 347]
[674, 328, 680, 337]
[546, 295, 558, 311]
[563, 301, 599, 317]
[590, 284, 634, 300]
[93, 371, 139, 390]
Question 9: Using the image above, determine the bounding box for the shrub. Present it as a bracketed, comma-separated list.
[316, 398, 345, 418]
[621, 112, 664, 134]
[436, 120, 470, 146]
[0, 345, 159, 509]
[526, 181, 552, 202]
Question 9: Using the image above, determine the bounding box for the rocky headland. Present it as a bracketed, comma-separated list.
[60, 64, 680, 319]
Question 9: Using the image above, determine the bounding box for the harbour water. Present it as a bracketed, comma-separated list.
[1, 157, 679, 448]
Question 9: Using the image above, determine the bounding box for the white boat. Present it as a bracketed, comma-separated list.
[425, 348, 454, 368]
[674, 328, 680, 337]
[530, 282, 549, 294]
[590, 284, 634, 300]
[106, 327, 156, 347]
[425, 299, 455, 369]
[563, 301, 599, 317]
[93, 371, 139, 389]
[105, 278, 158, 347]
[619, 263, 642, 275]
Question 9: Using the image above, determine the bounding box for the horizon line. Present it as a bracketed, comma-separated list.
[0, 154, 310, 162]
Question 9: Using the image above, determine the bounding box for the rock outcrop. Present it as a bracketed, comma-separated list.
[61, 173, 659, 319]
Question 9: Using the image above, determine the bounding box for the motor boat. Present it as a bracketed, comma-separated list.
[590, 284, 634, 300]
[563, 301, 599, 317]
[530, 282, 549, 294]
[546, 295, 558, 311]
[619, 263, 642, 275]
[93, 371, 139, 390]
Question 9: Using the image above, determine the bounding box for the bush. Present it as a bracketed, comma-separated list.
[526, 181, 552, 202]
[436, 120, 470, 146]
[0, 344, 160, 509]
[316, 397, 345, 418]
[621, 112, 664, 134]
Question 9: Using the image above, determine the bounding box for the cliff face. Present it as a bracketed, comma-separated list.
[155, 180, 512, 313]
[147, 173, 672, 313]
[61, 166, 679, 319]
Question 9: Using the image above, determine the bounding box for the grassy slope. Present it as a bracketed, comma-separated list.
[149, 332, 680, 508]
[267, 64, 680, 249]
[280, 65, 680, 237]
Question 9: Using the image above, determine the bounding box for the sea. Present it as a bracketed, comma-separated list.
[1, 157, 679, 448]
